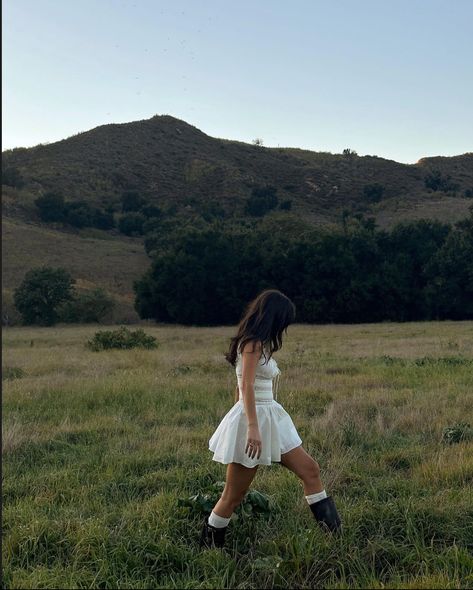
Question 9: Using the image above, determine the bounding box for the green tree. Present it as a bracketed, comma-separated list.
[121, 189, 145, 212]
[13, 266, 75, 326]
[57, 287, 115, 323]
[2, 166, 24, 188]
[92, 207, 115, 229]
[34, 192, 66, 222]
[64, 200, 94, 228]
[118, 212, 146, 236]
[423, 207, 473, 319]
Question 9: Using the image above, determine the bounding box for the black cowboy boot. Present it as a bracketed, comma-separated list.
[309, 496, 342, 533]
[199, 514, 228, 549]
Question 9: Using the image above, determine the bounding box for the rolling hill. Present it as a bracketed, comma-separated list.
[2, 114, 472, 324]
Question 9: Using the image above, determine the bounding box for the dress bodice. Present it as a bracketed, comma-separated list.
[236, 346, 282, 401]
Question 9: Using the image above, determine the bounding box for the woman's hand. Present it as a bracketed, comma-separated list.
[245, 424, 262, 459]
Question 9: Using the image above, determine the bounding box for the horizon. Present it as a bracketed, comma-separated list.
[2, 112, 472, 166]
[3, 0, 473, 164]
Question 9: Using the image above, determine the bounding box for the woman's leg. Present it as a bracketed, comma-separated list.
[212, 462, 259, 518]
[280, 445, 324, 494]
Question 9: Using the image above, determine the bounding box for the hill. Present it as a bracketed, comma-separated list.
[2, 114, 472, 323]
[3, 114, 473, 227]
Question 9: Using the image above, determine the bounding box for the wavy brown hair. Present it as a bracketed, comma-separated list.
[225, 289, 296, 369]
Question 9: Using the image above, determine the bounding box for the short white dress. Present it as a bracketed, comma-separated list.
[208, 347, 303, 467]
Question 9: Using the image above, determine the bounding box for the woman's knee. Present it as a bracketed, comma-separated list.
[305, 459, 321, 481]
[221, 489, 247, 508]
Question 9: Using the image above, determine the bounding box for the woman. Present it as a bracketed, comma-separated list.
[200, 289, 341, 549]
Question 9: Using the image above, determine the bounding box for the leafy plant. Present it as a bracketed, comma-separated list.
[442, 423, 473, 444]
[86, 326, 158, 351]
[177, 481, 272, 520]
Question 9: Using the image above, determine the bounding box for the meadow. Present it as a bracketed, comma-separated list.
[2, 321, 473, 589]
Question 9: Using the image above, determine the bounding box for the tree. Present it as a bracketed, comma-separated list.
[252, 138, 264, 147]
[57, 287, 115, 323]
[121, 189, 145, 212]
[13, 266, 75, 326]
[423, 207, 473, 319]
[92, 207, 115, 229]
[64, 200, 94, 228]
[34, 192, 66, 222]
[2, 166, 24, 188]
[118, 212, 146, 236]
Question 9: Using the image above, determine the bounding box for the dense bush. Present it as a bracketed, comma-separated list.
[2, 166, 24, 188]
[363, 183, 385, 203]
[34, 192, 66, 222]
[34, 192, 115, 229]
[118, 212, 146, 236]
[424, 169, 460, 192]
[57, 287, 116, 323]
[244, 185, 279, 217]
[86, 326, 158, 351]
[121, 189, 146, 212]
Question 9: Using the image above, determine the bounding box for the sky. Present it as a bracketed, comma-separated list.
[3, 0, 473, 164]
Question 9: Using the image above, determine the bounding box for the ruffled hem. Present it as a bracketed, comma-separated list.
[208, 399, 303, 468]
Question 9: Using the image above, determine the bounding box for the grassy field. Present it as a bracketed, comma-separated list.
[2, 321, 473, 589]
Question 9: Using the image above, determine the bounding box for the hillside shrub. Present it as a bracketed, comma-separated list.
[363, 183, 385, 203]
[424, 169, 460, 192]
[121, 189, 145, 212]
[35, 192, 66, 222]
[244, 185, 279, 217]
[2, 166, 24, 188]
[118, 212, 146, 236]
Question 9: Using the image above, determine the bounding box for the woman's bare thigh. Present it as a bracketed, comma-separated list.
[280, 444, 319, 479]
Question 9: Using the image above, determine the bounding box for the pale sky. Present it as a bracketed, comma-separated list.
[3, 0, 473, 163]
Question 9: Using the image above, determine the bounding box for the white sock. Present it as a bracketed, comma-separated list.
[208, 510, 231, 528]
[305, 490, 328, 505]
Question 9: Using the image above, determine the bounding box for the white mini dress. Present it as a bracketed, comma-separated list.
[208, 347, 303, 467]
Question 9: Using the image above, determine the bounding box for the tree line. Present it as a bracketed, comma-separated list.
[134, 208, 473, 325]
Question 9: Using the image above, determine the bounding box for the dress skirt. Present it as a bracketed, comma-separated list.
[208, 398, 303, 468]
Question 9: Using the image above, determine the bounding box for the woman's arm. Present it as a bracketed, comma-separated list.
[240, 341, 263, 459]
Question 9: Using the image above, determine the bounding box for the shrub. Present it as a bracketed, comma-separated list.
[34, 192, 66, 222]
[244, 185, 279, 217]
[86, 326, 158, 351]
[363, 183, 385, 203]
[279, 199, 292, 210]
[64, 200, 94, 228]
[57, 287, 116, 323]
[92, 207, 115, 229]
[442, 423, 473, 444]
[2, 166, 24, 188]
[424, 169, 460, 192]
[118, 212, 146, 236]
[121, 189, 145, 212]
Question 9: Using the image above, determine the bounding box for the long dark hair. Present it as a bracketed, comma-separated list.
[225, 289, 296, 367]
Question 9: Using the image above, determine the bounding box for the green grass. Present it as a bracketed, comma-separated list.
[2, 321, 473, 588]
